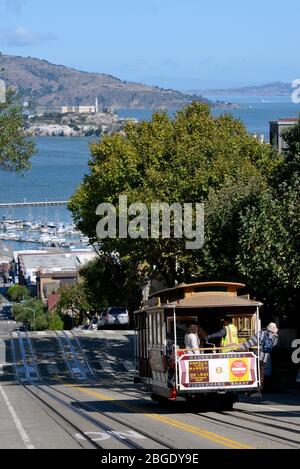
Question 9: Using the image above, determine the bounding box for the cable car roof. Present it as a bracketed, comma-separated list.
[149, 281, 246, 299]
[141, 282, 262, 309]
[167, 294, 261, 308]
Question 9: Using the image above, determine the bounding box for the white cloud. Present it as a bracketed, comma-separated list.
[0, 26, 57, 46]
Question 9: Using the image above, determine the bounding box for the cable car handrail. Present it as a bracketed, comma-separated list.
[176, 344, 245, 353]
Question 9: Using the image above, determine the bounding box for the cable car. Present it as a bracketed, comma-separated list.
[134, 282, 262, 409]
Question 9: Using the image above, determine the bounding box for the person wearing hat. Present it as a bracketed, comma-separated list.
[205, 316, 239, 352]
[239, 323, 279, 390]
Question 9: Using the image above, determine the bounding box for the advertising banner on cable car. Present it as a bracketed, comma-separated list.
[178, 352, 258, 390]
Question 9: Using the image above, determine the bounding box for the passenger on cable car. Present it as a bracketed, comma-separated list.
[205, 316, 239, 352]
[239, 322, 279, 390]
[184, 324, 200, 354]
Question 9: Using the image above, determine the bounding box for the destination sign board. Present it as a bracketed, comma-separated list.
[179, 353, 258, 390]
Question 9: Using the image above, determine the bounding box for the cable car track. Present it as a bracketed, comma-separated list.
[9, 331, 172, 450]
[9, 330, 300, 449]
[192, 407, 300, 448]
[44, 331, 300, 449]
[9, 332, 145, 449]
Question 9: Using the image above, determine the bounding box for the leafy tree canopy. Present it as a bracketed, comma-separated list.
[69, 102, 279, 287]
[7, 285, 30, 302]
[12, 299, 46, 331]
[236, 118, 300, 320]
[0, 89, 36, 172]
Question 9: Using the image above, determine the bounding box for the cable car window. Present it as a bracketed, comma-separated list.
[152, 313, 157, 346]
[157, 312, 162, 345]
[167, 316, 198, 348]
[148, 314, 153, 345]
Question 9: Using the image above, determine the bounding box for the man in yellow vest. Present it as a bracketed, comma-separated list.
[206, 316, 239, 352]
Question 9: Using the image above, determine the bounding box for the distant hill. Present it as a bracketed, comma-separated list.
[0, 53, 208, 109]
[189, 82, 293, 97]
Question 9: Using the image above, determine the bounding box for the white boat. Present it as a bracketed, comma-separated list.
[29, 223, 41, 231]
[57, 225, 67, 234]
[4, 223, 19, 231]
[6, 231, 18, 239]
[51, 236, 66, 244]
[40, 234, 51, 243]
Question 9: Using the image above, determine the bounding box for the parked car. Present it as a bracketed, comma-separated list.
[98, 307, 129, 329]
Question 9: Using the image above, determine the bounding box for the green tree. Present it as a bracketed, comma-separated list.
[198, 174, 268, 281]
[79, 257, 142, 315]
[12, 299, 47, 331]
[0, 89, 36, 172]
[7, 285, 30, 302]
[47, 312, 64, 331]
[236, 118, 300, 322]
[278, 117, 300, 186]
[69, 102, 279, 287]
[56, 283, 91, 327]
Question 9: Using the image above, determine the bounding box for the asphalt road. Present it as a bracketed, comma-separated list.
[0, 307, 299, 450]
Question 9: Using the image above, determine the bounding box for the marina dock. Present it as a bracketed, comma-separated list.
[0, 201, 68, 209]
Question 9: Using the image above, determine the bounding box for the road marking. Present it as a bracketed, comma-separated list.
[36, 332, 47, 336]
[84, 431, 111, 442]
[75, 429, 146, 443]
[0, 386, 35, 449]
[67, 385, 254, 449]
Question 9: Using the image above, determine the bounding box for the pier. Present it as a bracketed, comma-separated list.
[0, 201, 68, 209]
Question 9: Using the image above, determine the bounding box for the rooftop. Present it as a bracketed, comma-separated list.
[18, 249, 97, 283]
[270, 117, 299, 124]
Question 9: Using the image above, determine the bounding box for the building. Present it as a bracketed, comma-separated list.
[35, 98, 100, 116]
[36, 270, 77, 302]
[35, 105, 96, 115]
[269, 118, 299, 153]
[47, 291, 61, 313]
[17, 250, 97, 298]
[0, 255, 12, 284]
[0, 242, 13, 284]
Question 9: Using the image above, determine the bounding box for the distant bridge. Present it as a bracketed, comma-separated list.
[0, 201, 69, 209]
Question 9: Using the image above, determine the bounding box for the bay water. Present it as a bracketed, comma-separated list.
[0, 97, 299, 252]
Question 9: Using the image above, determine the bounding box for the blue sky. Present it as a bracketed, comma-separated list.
[0, 0, 299, 89]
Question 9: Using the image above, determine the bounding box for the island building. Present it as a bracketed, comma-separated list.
[35, 97, 100, 116]
[269, 117, 298, 153]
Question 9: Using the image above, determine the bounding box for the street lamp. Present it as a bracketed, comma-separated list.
[23, 307, 36, 331]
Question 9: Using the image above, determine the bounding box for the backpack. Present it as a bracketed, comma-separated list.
[261, 331, 275, 353]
